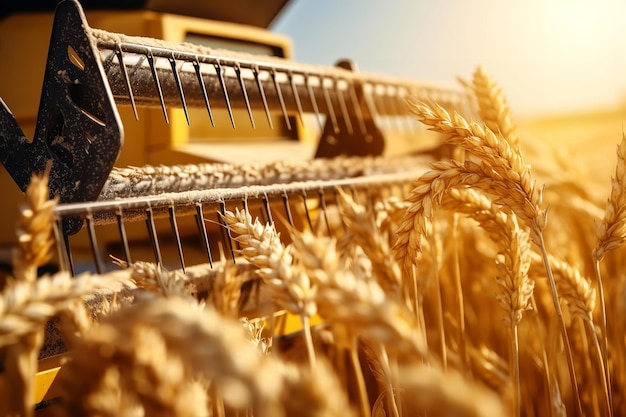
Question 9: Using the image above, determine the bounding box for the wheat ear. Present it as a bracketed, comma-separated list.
[472, 66, 519, 148]
[591, 133, 626, 415]
[400, 101, 583, 415]
[12, 171, 58, 283]
[221, 208, 318, 367]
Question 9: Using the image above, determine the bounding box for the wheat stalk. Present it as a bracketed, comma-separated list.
[399, 100, 584, 415]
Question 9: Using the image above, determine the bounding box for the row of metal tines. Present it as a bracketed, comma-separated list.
[93, 28, 473, 134]
[51, 167, 419, 276]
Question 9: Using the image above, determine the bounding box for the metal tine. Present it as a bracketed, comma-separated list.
[396, 86, 414, 132]
[334, 77, 353, 134]
[145, 207, 163, 265]
[218, 200, 236, 264]
[304, 73, 324, 130]
[116, 208, 132, 265]
[287, 70, 305, 125]
[146, 48, 169, 124]
[234, 64, 255, 128]
[318, 189, 332, 236]
[270, 69, 291, 130]
[214, 60, 236, 129]
[300, 190, 314, 231]
[193, 57, 215, 127]
[53, 219, 73, 275]
[321, 75, 339, 134]
[169, 54, 190, 126]
[332, 188, 346, 233]
[347, 81, 367, 135]
[388, 85, 406, 132]
[362, 82, 379, 129]
[116, 47, 138, 120]
[168, 205, 186, 272]
[282, 191, 294, 227]
[261, 192, 274, 226]
[253, 66, 273, 129]
[373, 83, 392, 132]
[86, 212, 105, 274]
[195, 203, 214, 268]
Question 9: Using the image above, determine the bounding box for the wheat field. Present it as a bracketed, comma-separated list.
[1, 66, 626, 417]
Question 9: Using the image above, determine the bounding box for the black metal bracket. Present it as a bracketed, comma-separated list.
[315, 59, 385, 158]
[0, 0, 123, 234]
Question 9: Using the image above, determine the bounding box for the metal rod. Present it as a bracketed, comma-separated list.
[168, 205, 186, 272]
[195, 203, 213, 268]
[55, 170, 424, 219]
[305, 74, 324, 130]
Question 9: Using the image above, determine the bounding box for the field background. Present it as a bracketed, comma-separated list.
[516, 106, 626, 203]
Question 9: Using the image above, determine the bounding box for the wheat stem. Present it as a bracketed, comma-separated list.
[351, 338, 372, 417]
[301, 313, 317, 369]
[593, 258, 613, 415]
[510, 322, 521, 417]
[451, 213, 469, 375]
[428, 229, 447, 369]
[535, 231, 583, 417]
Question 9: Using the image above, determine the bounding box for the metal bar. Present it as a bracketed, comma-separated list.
[55, 169, 424, 219]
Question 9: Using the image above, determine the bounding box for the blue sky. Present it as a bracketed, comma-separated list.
[271, 0, 626, 118]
